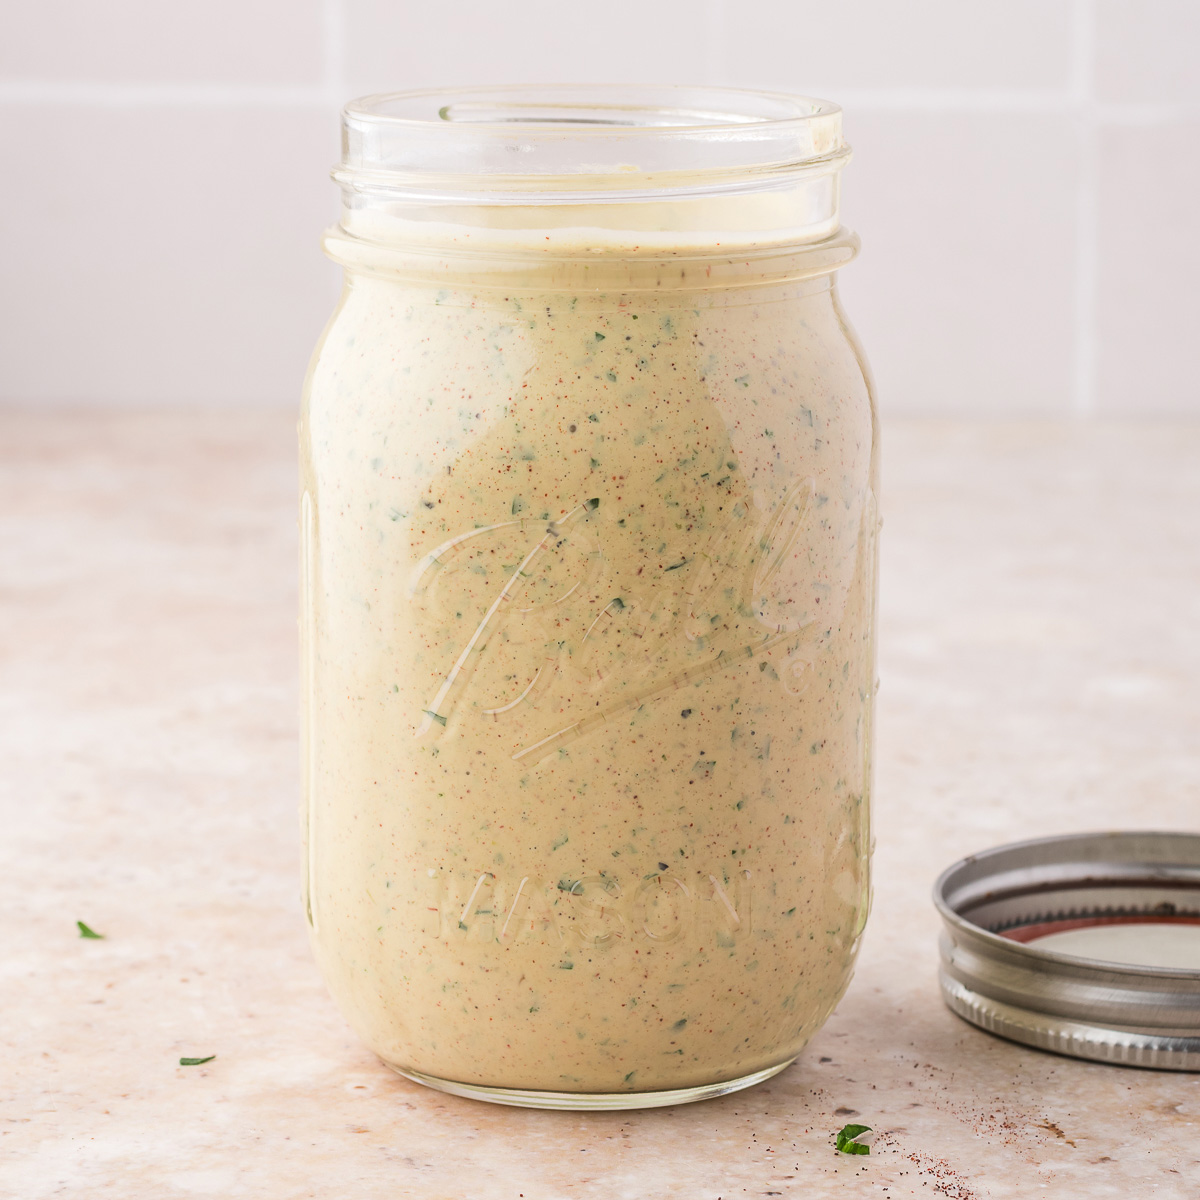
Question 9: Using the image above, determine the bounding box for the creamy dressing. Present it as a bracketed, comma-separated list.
[301, 230, 878, 1094]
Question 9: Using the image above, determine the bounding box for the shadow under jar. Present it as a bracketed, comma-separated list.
[300, 85, 880, 1110]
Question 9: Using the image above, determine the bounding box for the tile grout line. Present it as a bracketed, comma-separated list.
[0, 77, 1195, 124]
[0, 81, 331, 108]
[1069, 0, 1099, 419]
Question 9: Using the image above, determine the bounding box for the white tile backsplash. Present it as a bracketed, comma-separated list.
[838, 112, 1079, 415]
[0, 0, 1196, 415]
[1096, 0, 1200, 104]
[343, 0, 711, 95]
[0, 0, 325, 86]
[0, 106, 339, 406]
[723, 0, 1074, 93]
[1096, 121, 1200, 415]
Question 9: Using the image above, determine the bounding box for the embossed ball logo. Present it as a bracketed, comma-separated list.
[409, 478, 820, 763]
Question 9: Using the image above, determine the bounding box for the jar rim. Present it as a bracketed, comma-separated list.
[338, 84, 848, 202]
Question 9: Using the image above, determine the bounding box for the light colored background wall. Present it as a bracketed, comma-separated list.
[1, 0, 1197, 416]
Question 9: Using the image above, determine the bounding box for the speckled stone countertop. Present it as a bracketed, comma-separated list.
[2, 411, 1197, 1199]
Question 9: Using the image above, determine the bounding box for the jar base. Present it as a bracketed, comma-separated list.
[384, 1057, 796, 1110]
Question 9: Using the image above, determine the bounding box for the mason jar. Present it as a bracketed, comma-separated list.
[300, 85, 879, 1109]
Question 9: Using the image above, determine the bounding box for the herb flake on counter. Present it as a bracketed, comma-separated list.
[180, 1055, 216, 1066]
[835, 1123, 871, 1155]
[77, 921, 104, 939]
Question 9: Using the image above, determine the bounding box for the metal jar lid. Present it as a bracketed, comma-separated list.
[934, 831, 1200, 1071]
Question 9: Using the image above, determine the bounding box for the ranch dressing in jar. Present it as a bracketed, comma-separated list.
[301, 86, 879, 1109]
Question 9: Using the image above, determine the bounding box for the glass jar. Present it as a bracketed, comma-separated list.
[300, 85, 879, 1110]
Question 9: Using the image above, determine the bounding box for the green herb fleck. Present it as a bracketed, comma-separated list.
[624, 1070, 637, 1083]
[835, 1124, 871, 1155]
[512, 496, 526, 515]
[594, 331, 606, 340]
[673, 1018, 688, 1030]
[77, 921, 104, 939]
[180, 1055, 216, 1066]
[557, 961, 575, 970]
[664, 558, 689, 572]
[422, 710, 448, 727]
